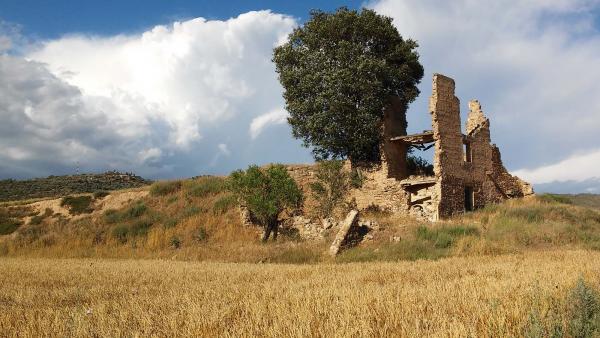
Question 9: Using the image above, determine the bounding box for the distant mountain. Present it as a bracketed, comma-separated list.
[533, 177, 600, 194]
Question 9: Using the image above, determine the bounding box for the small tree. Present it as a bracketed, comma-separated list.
[310, 160, 350, 218]
[273, 7, 424, 163]
[229, 164, 303, 242]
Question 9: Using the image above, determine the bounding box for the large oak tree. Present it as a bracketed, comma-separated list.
[273, 8, 424, 162]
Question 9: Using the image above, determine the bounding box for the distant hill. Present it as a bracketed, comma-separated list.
[0, 171, 151, 202]
[559, 194, 600, 209]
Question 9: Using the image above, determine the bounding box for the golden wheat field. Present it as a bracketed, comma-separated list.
[0, 250, 598, 337]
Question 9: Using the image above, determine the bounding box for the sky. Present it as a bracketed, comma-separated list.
[0, 0, 599, 193]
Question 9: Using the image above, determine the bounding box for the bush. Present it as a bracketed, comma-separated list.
[229, 164, 303, 241]
[187, 177, 226, 197]
[112, 225, 129, 244]
[181, 205, 203, 218]
[539, 193, 573, 205]
[0, 217, 21, 235]
[213, 194, 237, 215]
[416, 225, 479, 249]
[163, 218, 178, 229]
[170, 236, 182, 249]
[93, 191, 110, 199]
[103, 209, 122, 224]
[310, 160, 350, 218]
[29, 215, 44, 225]
[60, 195, 93, 215]
[150, 181, 182, 196]
[567, 277, 600, 337]
[129, 220, 152, 237]
[124, 202, 147, 218]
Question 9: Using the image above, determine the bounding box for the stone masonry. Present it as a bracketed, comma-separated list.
[283, 73, 532, 224]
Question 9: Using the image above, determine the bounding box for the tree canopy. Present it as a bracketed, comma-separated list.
[228, 164, 303, 241]
[273, 7, 424, 162]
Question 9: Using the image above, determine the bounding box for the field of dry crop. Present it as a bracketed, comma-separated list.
[1, 250, 599, 337]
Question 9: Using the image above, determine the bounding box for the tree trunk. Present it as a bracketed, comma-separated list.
[261, 220, 278, 242]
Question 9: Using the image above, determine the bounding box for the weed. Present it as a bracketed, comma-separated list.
[112, 225, 129, 244]
[213, 194, 237, 215]
[170, 236, 182, 249]
[163, 218, 178, 229]
[0, 218, 21, 235]
[182, 205, 203, 218]
[150, 181, 182, 196]
[566, 277, 600, 337]
[61, 195, 93, 215]
[93, 191, 110, 199]
[540, 194, 573, 205]
[124, 202, 147, 218]
[193, 227, 208, 242]
[186, 177, 226, 198]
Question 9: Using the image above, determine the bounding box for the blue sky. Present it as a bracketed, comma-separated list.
[0, 0, 364, 38]
[1, 0, 600, 193]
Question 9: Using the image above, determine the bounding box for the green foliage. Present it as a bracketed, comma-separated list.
[415, 225, 479, 249]
[111, 225, 129, 244]
[567, 277, 600, 337]
[111, 220, 153, 244]
[124, 202, 147, 218]
[0, 171, 150, 202]
[273, 7, 424, 162]
[310, 160, 350, 218]
[181, 205, 204, 218]
[170, 236, 182, 249]
[229, 164, 303, 228]
[163, 218, 178, 229]
[60, 195, 93, 215]
[213, 194, 237, 215]
[0, 217, 21, 235]
[407, 155, 434, 176]
[29, 215, 44, 225]
[93, 190, 110, 199]
[539, 194, 573, 205]
[186, 177, 226, 197]
[149, 181, 182, 196]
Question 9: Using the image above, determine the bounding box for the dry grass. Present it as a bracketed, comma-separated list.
[0, 250, 598, 337]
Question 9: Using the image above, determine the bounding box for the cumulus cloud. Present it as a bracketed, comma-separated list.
[369, 0, 600, 188]
[249, 108, 288, 139]
[1, 11, 313, 179]
[513, 149, 600, 184]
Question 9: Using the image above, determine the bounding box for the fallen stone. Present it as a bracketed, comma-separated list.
[329, 210, 359, 256]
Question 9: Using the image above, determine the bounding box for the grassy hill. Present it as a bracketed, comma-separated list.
[1, 174, 600, 263]
[0, 171, 151, 202]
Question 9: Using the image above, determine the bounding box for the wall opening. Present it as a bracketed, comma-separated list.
[406, 145, 434, 176]
[464, 141, 472, 163]
[464, 186, 474, 212]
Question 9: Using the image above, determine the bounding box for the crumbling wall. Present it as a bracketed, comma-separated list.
[382, 96, 409, 180]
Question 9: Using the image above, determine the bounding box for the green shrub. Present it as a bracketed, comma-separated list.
[93, 191, 110, 199]
[163, 218, 178, 229]
[129, 220, 152, 236]
[29, 215, 44, 225]
[567, 277, 600, 337]
[187, 176, 226, 197]
[60, 195, 93, 215]
[181, 205, 203, 218]
[229, 164, 303, 241]
[213, 194, 237, 215]
[539, 193, 573, 205]
[269, 246, 322, 264]
[415, 225, 479, 249]
[170, 236, 182, 249]
[124, 202, 147, 218]
[150, 181, 182, 196]
[103, 209, 122, 224]
[112, 225, 129, 243]
[310, 160, 350, 218]
[0, 218, 21, 235]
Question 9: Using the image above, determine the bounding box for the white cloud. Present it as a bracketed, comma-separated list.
[513, 149, 600, 184]
[249, 108, 289, 139]
[369, 0, 600, 187]
[0, 11, 313, 179]
[27, 10, 296, 149]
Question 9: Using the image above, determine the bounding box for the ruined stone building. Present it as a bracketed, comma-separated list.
[286, 74, 533, 223]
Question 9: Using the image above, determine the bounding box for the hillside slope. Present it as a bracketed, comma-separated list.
[0, 171, 151, 202]
[1, 176, 600, 262]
